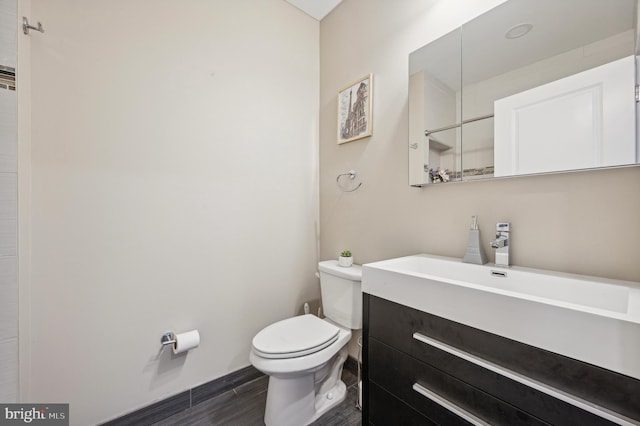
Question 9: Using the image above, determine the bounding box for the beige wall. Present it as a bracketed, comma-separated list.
[320, 0, 640, 282]
[23, 1, 319, 424]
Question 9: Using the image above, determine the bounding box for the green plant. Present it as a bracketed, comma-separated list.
[340, 249, 352, 257]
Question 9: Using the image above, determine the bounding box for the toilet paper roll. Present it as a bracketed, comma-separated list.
[172, 330, 200, 354]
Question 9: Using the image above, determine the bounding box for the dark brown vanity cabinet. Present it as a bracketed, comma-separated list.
[362, 294, 640, 425]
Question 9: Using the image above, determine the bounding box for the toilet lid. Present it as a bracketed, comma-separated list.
[252, 314, 340, 359]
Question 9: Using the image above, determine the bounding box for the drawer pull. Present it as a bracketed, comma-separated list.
[413, 332, 640, 426]
[412, 382, 491, 426]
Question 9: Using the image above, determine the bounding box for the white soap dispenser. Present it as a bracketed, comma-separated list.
[462, 215, 488, 265]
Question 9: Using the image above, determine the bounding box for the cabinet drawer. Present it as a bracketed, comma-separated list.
[412, 332, 619, 426]
[367, 295, 640, 422]
[369, 382, 438, 426]
[369, 338, 547, 426]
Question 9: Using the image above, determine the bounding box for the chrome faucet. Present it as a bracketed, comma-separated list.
[490, 223, 510, 267]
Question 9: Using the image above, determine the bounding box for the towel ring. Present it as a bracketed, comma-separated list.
[336, 170, 363, 192]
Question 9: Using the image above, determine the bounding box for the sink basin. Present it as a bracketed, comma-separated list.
[362, 254, 640, 380]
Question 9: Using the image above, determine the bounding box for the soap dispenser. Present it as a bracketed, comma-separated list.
[462, 215, 488, 265]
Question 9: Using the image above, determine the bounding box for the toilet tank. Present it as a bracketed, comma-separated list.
[318, 260, 362, 329]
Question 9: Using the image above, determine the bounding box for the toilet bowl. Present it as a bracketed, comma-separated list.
[250, 315, 352, 426]
[250, 261, 362, 426]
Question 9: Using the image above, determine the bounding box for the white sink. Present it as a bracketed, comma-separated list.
[362, 254, 640, 380]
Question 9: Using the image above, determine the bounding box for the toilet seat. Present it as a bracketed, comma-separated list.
[252, 314, 340, 359]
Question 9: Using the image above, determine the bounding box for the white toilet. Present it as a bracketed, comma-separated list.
[250, 260, 362, 426]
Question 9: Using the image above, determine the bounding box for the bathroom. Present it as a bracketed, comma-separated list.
[1, 0, 639, 425]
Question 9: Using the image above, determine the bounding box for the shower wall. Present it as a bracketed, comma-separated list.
[0, 0, 18, 403]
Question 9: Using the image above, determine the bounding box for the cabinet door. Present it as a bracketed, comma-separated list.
[494, 55, 636, 176]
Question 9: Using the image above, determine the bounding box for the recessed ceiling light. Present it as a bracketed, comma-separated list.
[505, 23, 533, 39]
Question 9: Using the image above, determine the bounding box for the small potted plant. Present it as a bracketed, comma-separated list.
[338, 249, 353, 267]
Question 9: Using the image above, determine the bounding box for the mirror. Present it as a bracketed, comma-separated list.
[409, 0, 639, 186]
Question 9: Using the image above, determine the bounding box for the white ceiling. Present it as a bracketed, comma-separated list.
[285, 0, 343, 20]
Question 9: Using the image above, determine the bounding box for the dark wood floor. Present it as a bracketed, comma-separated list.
[153, 369, 362, 426]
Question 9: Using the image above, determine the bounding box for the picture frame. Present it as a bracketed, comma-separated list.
[337, 74, 373, 144]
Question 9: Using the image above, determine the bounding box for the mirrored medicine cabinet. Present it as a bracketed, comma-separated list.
[409, 0, 640, 186]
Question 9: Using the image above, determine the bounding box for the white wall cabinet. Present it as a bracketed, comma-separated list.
[494, 56, 637, 177]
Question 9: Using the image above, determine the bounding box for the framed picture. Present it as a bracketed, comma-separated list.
[337, 74, 372, 144]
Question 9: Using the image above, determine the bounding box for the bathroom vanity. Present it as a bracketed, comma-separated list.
[361, 255, 640, 425]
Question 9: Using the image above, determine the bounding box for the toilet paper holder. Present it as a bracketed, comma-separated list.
[161, 329, 201, 354]
[161, 332, 176, 346]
